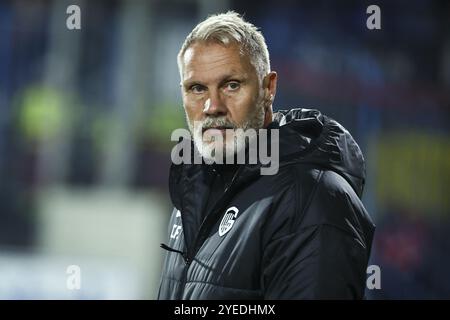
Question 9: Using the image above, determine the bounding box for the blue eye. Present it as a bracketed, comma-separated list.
[191, 84, 206, 94]
[225, 82, 240, 91]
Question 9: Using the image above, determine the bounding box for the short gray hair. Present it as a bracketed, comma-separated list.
[177, 11, 271, 81]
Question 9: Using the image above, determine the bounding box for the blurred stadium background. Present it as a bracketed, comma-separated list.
[0, 0, 449, 299]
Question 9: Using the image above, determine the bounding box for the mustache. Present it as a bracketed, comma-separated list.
[201, 117, 237, 130]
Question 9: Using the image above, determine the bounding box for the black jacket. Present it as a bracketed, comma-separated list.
[158, 108, 375, 300]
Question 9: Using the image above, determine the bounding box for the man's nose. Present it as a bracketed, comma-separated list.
[203, 90, 227, 117]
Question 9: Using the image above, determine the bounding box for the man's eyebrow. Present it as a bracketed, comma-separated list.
[182, 79, 203, 88]
[218, 74, 246, 85]
[182, 73, 246, 88]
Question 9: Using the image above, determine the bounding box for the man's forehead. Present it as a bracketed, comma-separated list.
[184, 42, 241, 65]
[182, 42, 252, 81]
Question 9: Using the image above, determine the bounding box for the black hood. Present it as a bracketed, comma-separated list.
[271, 108, 366, 198]
[169, 108, 367, 212]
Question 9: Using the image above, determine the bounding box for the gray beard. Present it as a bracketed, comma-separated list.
[186, 101, 266, 163]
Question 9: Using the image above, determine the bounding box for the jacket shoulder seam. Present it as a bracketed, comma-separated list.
[295, 168, 324, 228]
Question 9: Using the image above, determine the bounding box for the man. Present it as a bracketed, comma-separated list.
[158, 11, 375, 299]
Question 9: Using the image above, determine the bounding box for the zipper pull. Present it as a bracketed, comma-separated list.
[160, 243, 191, 266]
[160, 243, 185, 255]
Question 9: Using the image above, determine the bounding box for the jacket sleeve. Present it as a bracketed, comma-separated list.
[261, 171, 373, 299]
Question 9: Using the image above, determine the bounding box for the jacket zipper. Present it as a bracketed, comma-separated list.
[190, 166, 240, 254]
[177, 253, 190, 299]
[178, 166, 241, 299]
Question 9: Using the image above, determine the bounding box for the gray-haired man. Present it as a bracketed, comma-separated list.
[158, 11, 375, 300]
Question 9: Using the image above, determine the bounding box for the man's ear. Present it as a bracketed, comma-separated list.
[262, 71, 277, 128]
[263, 71, 277, 108]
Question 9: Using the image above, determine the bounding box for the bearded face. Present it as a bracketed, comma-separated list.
[180, 41, 275, 163]
[186, 98, 265, 163]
